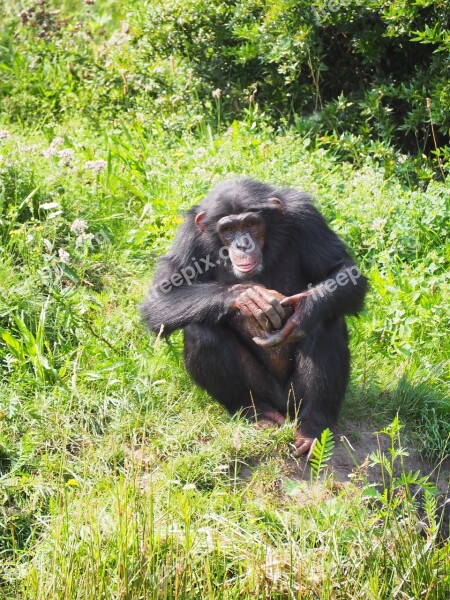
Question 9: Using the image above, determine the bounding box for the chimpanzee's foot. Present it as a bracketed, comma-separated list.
[292, 429, 316, 458]
[254, 409, 286, 429]
[255, 419, 276, 430]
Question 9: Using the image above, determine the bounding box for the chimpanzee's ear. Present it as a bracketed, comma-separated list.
[268, 196, 284, 211]
[195, 211, 208, 233]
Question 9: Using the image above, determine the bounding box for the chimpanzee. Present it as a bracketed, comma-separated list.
[141, 178, 368, 456]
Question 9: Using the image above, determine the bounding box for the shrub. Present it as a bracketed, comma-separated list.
[2, 0, 450, 156]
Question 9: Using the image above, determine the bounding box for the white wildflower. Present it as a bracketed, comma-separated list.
[57, 148, 75, 165]
[83, 159, 106, 173]
[58, 248, 70, 263]
[212, 88, 222, 100]
[70, 219, 88, 234]
[212, 464, 228, 474]
[42, 147, 58, 158]
[192, 167, 207, 176]
[75, 232, 94, 248]
[48, 210, 63, 219]
[372, 217, 387, 229]
[22, 144, 39, 153]
[182, 483, 196, 491]
[39, 201, 60, 210]
[42, 136, 66, 158]
[193, 147, 207, 158]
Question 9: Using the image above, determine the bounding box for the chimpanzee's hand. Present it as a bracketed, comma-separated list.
[229, 285, 291, 332]
[253, 291, 312, 347]
[292, 429, 316, 458]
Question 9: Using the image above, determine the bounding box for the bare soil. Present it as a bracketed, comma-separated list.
[285, 420, 447, 492]
[280, 419, 450, 536]
[238, 419, 449, 535]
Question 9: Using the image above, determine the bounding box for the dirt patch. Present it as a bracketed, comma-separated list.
[237, 420, 449, 534]
[285, 420, 449, 496]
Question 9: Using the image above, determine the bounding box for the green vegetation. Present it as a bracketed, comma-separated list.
[0, 0, 448, 597]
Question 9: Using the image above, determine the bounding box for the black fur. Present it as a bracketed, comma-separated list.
[141, 178, 368, 438]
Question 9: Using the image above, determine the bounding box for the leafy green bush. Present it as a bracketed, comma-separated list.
[129, 0, 450, 150]
[2, 0, 450, 156]
[0, 0, 124, 121]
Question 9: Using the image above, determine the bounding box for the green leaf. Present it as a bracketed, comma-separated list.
[310, 428, 334, 481]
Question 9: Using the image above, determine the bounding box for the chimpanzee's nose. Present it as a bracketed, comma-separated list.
[236, 237, 250, 250]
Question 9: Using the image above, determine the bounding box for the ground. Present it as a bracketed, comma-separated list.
[238, 419, 450, 538]
[288, 420, 450, 491]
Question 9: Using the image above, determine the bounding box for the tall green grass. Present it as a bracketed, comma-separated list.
[0, 1, 448, 597]
[0, 119, 448, 599]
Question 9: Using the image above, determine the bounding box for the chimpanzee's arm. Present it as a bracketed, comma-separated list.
[254, 203, 368, 347]
[140, 255, 232, 336]
[296, 204, 368, 327]
[302, 261, 367, 322]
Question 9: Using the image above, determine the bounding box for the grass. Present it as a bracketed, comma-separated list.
[0, 1, 449, 597]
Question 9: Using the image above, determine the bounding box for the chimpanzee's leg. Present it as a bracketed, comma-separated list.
[285, 319, 350, 456]
[183, 323, 285, 424]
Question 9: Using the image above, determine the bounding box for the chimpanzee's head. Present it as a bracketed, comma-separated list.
[194, 178, 284, 279]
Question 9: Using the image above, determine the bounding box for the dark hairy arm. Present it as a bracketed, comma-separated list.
[140, 255, 231, 336]
[254, 203, 368, 347]
[298, 204, 368, 323]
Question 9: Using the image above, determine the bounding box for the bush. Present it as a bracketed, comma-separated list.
[2, 0, 450, 157]
[129, 0, 450, 152]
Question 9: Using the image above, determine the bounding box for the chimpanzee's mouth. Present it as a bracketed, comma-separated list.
[234, 259, 258, 273]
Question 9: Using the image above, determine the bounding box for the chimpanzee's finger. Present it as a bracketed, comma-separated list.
[292, 433, 316, 458]
[246, 299, 272, 331]
[261, 410, 286, 425]
[280, 297, 296, 307]
[248, 289, 282, 330]
[264, 304, 283, 329]
[255, 419, 277, 430]
[306, 439, 317, 461]
[280, 291, 310, 307]
[238, 302, 253, 318]
[264, 305, 282, 329]
[253, 331, 287, 347]
[292, 439, 313, 457]
[253, 316, 298, 347]
[256, 288, 286, 320]
[254, 325, 306, 347]
[271, 299, 287, 320]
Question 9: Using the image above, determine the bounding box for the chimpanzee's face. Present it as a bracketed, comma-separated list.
[216, 212, 265, 278]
